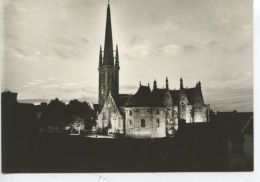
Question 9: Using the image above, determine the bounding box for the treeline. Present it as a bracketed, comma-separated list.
[40, 98, 96, 130]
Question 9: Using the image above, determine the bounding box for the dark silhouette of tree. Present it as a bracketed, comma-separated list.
[65, 99, 95, 130]
[42, 98, 66, 128]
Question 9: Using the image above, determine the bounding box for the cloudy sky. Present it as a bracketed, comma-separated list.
[2, 0, 253, 112]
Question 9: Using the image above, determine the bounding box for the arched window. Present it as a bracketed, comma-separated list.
[180, 102, 186, 119]
[129, 110, 133, 116]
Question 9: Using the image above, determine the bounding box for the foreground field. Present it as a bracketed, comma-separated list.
[2, 126, 229, 173]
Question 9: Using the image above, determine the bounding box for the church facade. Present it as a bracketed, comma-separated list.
[96, 3, 210, 138]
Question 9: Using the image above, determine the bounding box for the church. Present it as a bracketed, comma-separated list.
[96, 2, 210, 138]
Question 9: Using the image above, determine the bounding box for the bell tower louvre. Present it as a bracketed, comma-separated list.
[98, 2, 120, 111]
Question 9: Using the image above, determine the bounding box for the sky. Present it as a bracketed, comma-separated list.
[2, 0, 253, 112]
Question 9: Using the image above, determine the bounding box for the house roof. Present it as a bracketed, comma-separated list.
[111, 94, 131, 115]
[112, 94, 131, 108]
[185, 87, 204, 104]
[152, 88, 167, 107]
[151, 86, 203, 106]
[125, 85, 162, 107]
[170, 90, 180, 105]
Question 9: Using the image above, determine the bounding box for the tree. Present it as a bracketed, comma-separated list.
[66, 100, 95, 130]
[42, 98, 66, 128]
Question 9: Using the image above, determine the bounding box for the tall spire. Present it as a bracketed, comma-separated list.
[115, 44, 119, 65]
[99, 45, 102, 66]
[103, 2, 114, 65]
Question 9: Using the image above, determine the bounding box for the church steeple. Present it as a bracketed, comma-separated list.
[98, 2, 120, 111]
[99, 46, 102, 66]
[103, 3, 114, 65]
[115, 44, 119, 66]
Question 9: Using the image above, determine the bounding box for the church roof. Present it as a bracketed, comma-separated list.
[170, 90, 180, 105]
[152, 88, 167, 107]
[185, 87, 204, 104]
[151, 86, 204, 106]
[112, 94, 131, 108]
[111, 94, 131, 115]
[125, 85, 160, 107]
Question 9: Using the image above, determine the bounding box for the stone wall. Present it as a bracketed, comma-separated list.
[96, 93, 124, 134]
[125, 107, 166, 138]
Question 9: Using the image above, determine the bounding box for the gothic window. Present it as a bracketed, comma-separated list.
[129, 110, 133, 116]
[194, 99, 202, 110]
[180, 102, 186, 119]
[129, 120, 132, 125]
[141, 119, 145, 127]
[157, 119, 160, 127]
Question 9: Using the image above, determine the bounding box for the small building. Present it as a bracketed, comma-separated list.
[125, 85, 166, 138]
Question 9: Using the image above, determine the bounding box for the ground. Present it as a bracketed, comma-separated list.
[2, 131, 231, 173]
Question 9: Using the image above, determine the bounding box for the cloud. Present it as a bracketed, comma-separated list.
[14, 47, 27, 57]
[223, 43, 250, 53]
[120, 85, 138, 90]
[53, 47, 70, 59]
[204, 40, 218, 47]
[182, 45, 198, 52]
[41, 84, 62, 88]
[81, 88, 96, 94]
[58, 87, 77, 93]
[158, 44, 182, 54]
[127, 36, 151, 56]
[27, 82, 38, 85]
[15, 6, 27, 12]
[81, 35, 92, 45]
[48, 77, 58, 81]
[34, 79, 48, 83]
[163, 21, 178, 31]
[59, 9, 68, 20]
[6, 33, 20, 41]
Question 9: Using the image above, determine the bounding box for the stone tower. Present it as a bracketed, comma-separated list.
[98, 2, 120, 111]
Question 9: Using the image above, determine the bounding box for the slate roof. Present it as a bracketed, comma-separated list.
[125, 85, 164, 107]
[170, 90, 180, 105]
[185, 87, 204, 104]
[112, 94, 131, 108]
[111, 94, 131, 115]
[152, 88, 167, 107]
[151, 86, 204, 106]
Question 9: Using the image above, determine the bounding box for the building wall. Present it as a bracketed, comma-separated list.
[96, 94, 124, 134]
[125, 107, 166, 138]
[193, 105, 209, 123]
